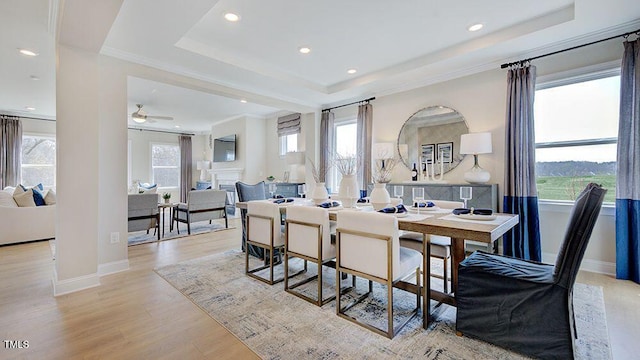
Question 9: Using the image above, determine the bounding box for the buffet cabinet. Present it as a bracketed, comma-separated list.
[371, 183, 499, 211]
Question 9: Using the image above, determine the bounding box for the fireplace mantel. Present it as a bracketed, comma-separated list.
[208, 168, 244, 188]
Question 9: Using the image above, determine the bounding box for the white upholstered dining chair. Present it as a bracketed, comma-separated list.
[246, 201, 285, 284]
[285, 206, 335, 306]
[399, 199, 463, 294]
[336, 211, 422, 339]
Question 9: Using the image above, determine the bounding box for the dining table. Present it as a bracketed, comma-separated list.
[236, 198, 519, 329]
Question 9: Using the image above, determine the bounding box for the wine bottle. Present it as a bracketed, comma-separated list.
[411, 163, 418, 181]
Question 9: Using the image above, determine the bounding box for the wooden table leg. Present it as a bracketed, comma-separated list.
[451, 237, 465, 294]
[423, 233, 431, 329]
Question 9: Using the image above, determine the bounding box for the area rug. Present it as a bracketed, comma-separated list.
[128, 220, 233, 246]
[154, 251, 612, 360]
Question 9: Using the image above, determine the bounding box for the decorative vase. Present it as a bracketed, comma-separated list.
[370, 183, 391, 210]
[164, 198, 170, 204]
[338, 174, 359, 208]
[311, 182, 329, 205]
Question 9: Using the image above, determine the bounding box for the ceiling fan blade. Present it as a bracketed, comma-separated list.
[146, 115, 173, 120]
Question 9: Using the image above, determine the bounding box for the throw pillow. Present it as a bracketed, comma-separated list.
[13, 185, 26, 196]
[18, 183, 46, 206]
[32, 187, 46, 206]
[44, 189, 57, 205]
[0, 190, 18, 207]
[14, 189, 37, 207]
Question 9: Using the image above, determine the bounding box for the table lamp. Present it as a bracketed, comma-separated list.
[459, 132, 492, 184]
[286, 151, 306, 182]
[196, 160, 211, 182]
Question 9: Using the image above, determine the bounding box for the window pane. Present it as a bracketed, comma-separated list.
[331, 122, 358, 192]
[152, 144, 179, 166]
[286, 134, 298, 153]
[153, 168, 180, 187]
[152, 144, 180, 187]
[535, 74, 619, 203]
[535, 76, 620, 143]
[21, 166, 55, 188]
[21, 136, 56, 187]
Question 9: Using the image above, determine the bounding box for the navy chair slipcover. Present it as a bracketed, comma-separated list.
[456, 183, 607, 359]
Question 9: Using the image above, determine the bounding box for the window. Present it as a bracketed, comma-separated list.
[534, 74, 619, 203]
[279, 133, 298, 156]
[21, 135, 56, 187]
[151, 143, 180, 188]
[329, 120, 358, 192]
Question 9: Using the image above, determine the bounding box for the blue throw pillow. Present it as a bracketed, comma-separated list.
[32, 187, 46, 206]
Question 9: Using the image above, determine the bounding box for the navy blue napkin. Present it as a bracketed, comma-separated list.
[413, 201, 435, 208]
[357, 198, 368, 203]
[378, 204, 408, 214]
[453, 208, 493, 215]
[317, 201, 340, 208]
[273, 194, 284, 199]
[272, 198, 294, 204]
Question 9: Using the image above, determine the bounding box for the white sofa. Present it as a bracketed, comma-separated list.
[0, 187, 56, 246]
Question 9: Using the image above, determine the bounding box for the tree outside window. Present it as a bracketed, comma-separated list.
[151, 143, 180, 188]
[21, 135, 56, 187]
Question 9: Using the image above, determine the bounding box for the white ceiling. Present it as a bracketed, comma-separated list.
[2, 0, 640, 132]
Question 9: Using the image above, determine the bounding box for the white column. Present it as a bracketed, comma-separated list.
[54, 45, 101, 295]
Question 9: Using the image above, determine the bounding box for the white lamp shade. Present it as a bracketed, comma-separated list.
[196, 160, 211, 170]
[372, 142, 395, 159]
[460, 132, 493, 155]
[286, 151, 305, 165]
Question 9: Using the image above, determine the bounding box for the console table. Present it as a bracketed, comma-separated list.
[372, 183, 499, 211]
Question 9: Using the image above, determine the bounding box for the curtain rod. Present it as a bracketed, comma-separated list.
[322, 97, 375, 112]
[1, 114, 56, 122]
[128, 127, 195, 136]
[500, 28, 640, 69]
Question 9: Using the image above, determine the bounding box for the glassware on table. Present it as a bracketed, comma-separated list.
[460, 186, 472, 208]
[393, 185, 404, 203]
[268, 183, 277, 198]
[297, 184, 306, 198]
[412, 187, 425, 214]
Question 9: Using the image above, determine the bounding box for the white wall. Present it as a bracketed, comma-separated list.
[21, 118, 56, 135]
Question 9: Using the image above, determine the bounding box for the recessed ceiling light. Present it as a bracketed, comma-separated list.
[18, 48, 38, 57]
[468, 23, 483, 32]
[30, 75, 40, 81]
[298, 47, 311, 54]
[25, 106, 36, 111]
[224, 13, 240, 22]
[240, 99, 247, 103]
[347, 68, 357, 74]
[174, 125, 180, 129]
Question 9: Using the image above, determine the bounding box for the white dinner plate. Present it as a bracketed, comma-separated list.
[455, 213, 497, 221]
[409, 205, 440, 211]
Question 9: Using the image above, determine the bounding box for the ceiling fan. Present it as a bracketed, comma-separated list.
[131, 104, 174, 123]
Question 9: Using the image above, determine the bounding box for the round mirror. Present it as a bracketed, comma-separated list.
[397, 106, 469, 175]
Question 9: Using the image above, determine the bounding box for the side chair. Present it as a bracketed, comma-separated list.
[246, 201, 287, 284]
[285, 206, 335, 306]
[455, 183, 607, 359]
[399, 199, 463, 294]
[336, 211, 422, 339]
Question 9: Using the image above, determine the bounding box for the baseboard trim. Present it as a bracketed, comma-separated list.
[52, 269, 100, 296]
[542, 252, 615, 276]
[98, 259, 130, 276]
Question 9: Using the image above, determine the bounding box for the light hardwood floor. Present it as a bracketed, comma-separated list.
[1, 218, 638, 359]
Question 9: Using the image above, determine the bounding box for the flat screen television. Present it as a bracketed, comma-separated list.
[213, 134, 236, 162]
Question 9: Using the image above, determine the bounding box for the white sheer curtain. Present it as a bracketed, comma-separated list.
[0, 115, 22, 189]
